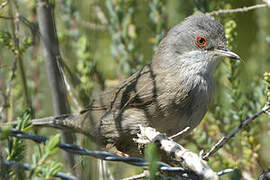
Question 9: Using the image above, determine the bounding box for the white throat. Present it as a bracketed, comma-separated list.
[178, 50, 219, 77]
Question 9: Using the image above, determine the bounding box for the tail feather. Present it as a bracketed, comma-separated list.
[31, 114, 77, 129]
[3, 113, 91, 135]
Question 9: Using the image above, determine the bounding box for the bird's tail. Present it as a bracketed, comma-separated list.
[3, 112, 91, 135]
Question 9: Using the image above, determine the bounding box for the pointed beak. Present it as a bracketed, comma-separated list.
[214, 49, 240, 60]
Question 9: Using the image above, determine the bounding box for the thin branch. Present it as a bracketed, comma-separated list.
[18, 15, 40, 37]
[9, 1, 32, 110]
[203, 103, 270, 160]
[208, 3, 268, 15]
[5, 57, 17, 122]
[217, 169, 235, 176]
[169, 127, 190, 139]
[7, 0, 33, 121]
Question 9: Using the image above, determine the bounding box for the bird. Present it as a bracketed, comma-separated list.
[14, 13, 240, 156]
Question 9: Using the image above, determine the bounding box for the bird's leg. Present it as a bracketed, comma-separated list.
[105, 143, 130, 158]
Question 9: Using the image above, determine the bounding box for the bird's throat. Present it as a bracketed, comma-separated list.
[177, 51, 219, 78]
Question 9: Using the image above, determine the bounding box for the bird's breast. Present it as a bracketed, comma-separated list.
[153, 72, 215, 136]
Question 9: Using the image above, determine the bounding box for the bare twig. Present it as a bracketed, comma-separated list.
[135, 126, 219, 180]
[208, 4, 268, 15]
[169, 127, 190, 139]
[217, 169, 235, 176]
[203, 103, 270, 160]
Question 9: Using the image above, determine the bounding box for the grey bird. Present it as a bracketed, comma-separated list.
[19, 13, 240, 156]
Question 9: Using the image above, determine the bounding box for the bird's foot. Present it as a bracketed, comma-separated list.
[106, 143, 130, 158]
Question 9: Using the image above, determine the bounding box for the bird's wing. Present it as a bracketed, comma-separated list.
[81, 63, 159, 113]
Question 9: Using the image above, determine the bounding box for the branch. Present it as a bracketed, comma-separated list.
[135, 126, 219, 180]
[203, 103, 270, 160]
[169, 127, 190, 139]
[217, 169, 235, 176]
[36, 0, 76, 173]
[9, 1, 32, 110]
[208, 3, 268, 15]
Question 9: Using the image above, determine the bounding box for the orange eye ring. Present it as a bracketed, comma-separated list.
[195, 35, 207, 48]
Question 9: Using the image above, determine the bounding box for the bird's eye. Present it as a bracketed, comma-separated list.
[195, 35, 207, 48]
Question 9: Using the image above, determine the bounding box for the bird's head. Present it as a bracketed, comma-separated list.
[154, 13, 240, 70]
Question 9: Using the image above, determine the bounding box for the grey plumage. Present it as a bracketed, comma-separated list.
[29, 13, 240, 156]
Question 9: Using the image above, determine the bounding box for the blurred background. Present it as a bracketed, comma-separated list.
[0, 0, 270, 179]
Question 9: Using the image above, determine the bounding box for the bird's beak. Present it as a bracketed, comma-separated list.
[214, 49, 240, 60]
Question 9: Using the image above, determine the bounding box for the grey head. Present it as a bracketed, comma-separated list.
[154, 13, 240, 70]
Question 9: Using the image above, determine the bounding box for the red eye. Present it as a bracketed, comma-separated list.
[195, 35, 207, 48]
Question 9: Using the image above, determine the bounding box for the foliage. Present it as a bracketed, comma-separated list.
[0, 110, 32, 180]
[28, 134, 62, 179]
[0, 31, 32, 57]
[106, 0, 143, 77]
[149, 0, 167, 49]
[0, 110, 63, 179]
[6, 110, 32, 162]
[264, 72, 270, 99]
